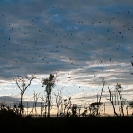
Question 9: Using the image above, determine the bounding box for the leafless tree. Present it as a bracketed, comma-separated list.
[115, 83, 126, 116]
[31, 91, 40, 115]
[107, 87, 118, 117]
[107, 83, 126, 117]
[99, 78, 106, 103]
[64, 97, 72, 117]
[13, 75, 35, 116]
[77, 105, 81, 117]
[54, 88, 63, 117]
[88, 77, 105, 117]
[40, 96, 45, 117]
[96, 77, 106, 116]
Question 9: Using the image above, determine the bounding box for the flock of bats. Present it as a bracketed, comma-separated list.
[0, 4, 133, 93]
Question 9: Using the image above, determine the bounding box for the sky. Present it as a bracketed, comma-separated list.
[0, 0, 133, 115]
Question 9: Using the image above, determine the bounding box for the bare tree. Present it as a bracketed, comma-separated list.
[64, 97, 72, 117]
[13, 75, 35, 116]
[107, 87, 118, 117]
[115, 83, 126, 116]
[98, 77, 106, 103]
[54, 88, 63, 117]
[88, 77, 105, 117]
[40, 96, 45, 117]
[96, 77, 105, 116]
[31, 91, 40, 115]
[77, 105, 81, 117]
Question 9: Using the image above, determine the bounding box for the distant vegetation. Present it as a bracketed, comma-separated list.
[1, 74, 133, 118]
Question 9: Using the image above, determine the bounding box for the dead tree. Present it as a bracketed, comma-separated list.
[104, 103, 105, 115]
[58, 97, 72, 117]
[26, 102, 28, 115]
[13, 75, 35, 116]
[54, 89, 63, 117]
[40, 96, 45, 117]
[99, 77, 106, 103]
[96, 77, 106, 116]
[107, 87, 118, 117]
[77, 105, 81, 117]
[31, 91, 40, 115]
[89, 77, 105, 117]
[115, 83, 125, 116]
[64, 97, 72, 117]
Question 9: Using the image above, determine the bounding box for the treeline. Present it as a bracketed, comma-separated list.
[1, 76, 133, 118]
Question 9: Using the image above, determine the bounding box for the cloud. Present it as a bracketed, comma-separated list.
[0, 0, 133, 97]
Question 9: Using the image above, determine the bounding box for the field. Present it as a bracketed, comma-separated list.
[1, 115, 133, 132]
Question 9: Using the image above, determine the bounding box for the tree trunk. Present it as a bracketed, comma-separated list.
[47, 94, 51, 117]
[108, 89, 118, 117]
[104, 103, 105, 115]
[27, 102, 28, 115]
[126, 106, 128, 116]
[20, 93, 23, 116]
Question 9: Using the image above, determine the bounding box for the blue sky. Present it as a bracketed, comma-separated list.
[0, 0, 133, 111]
